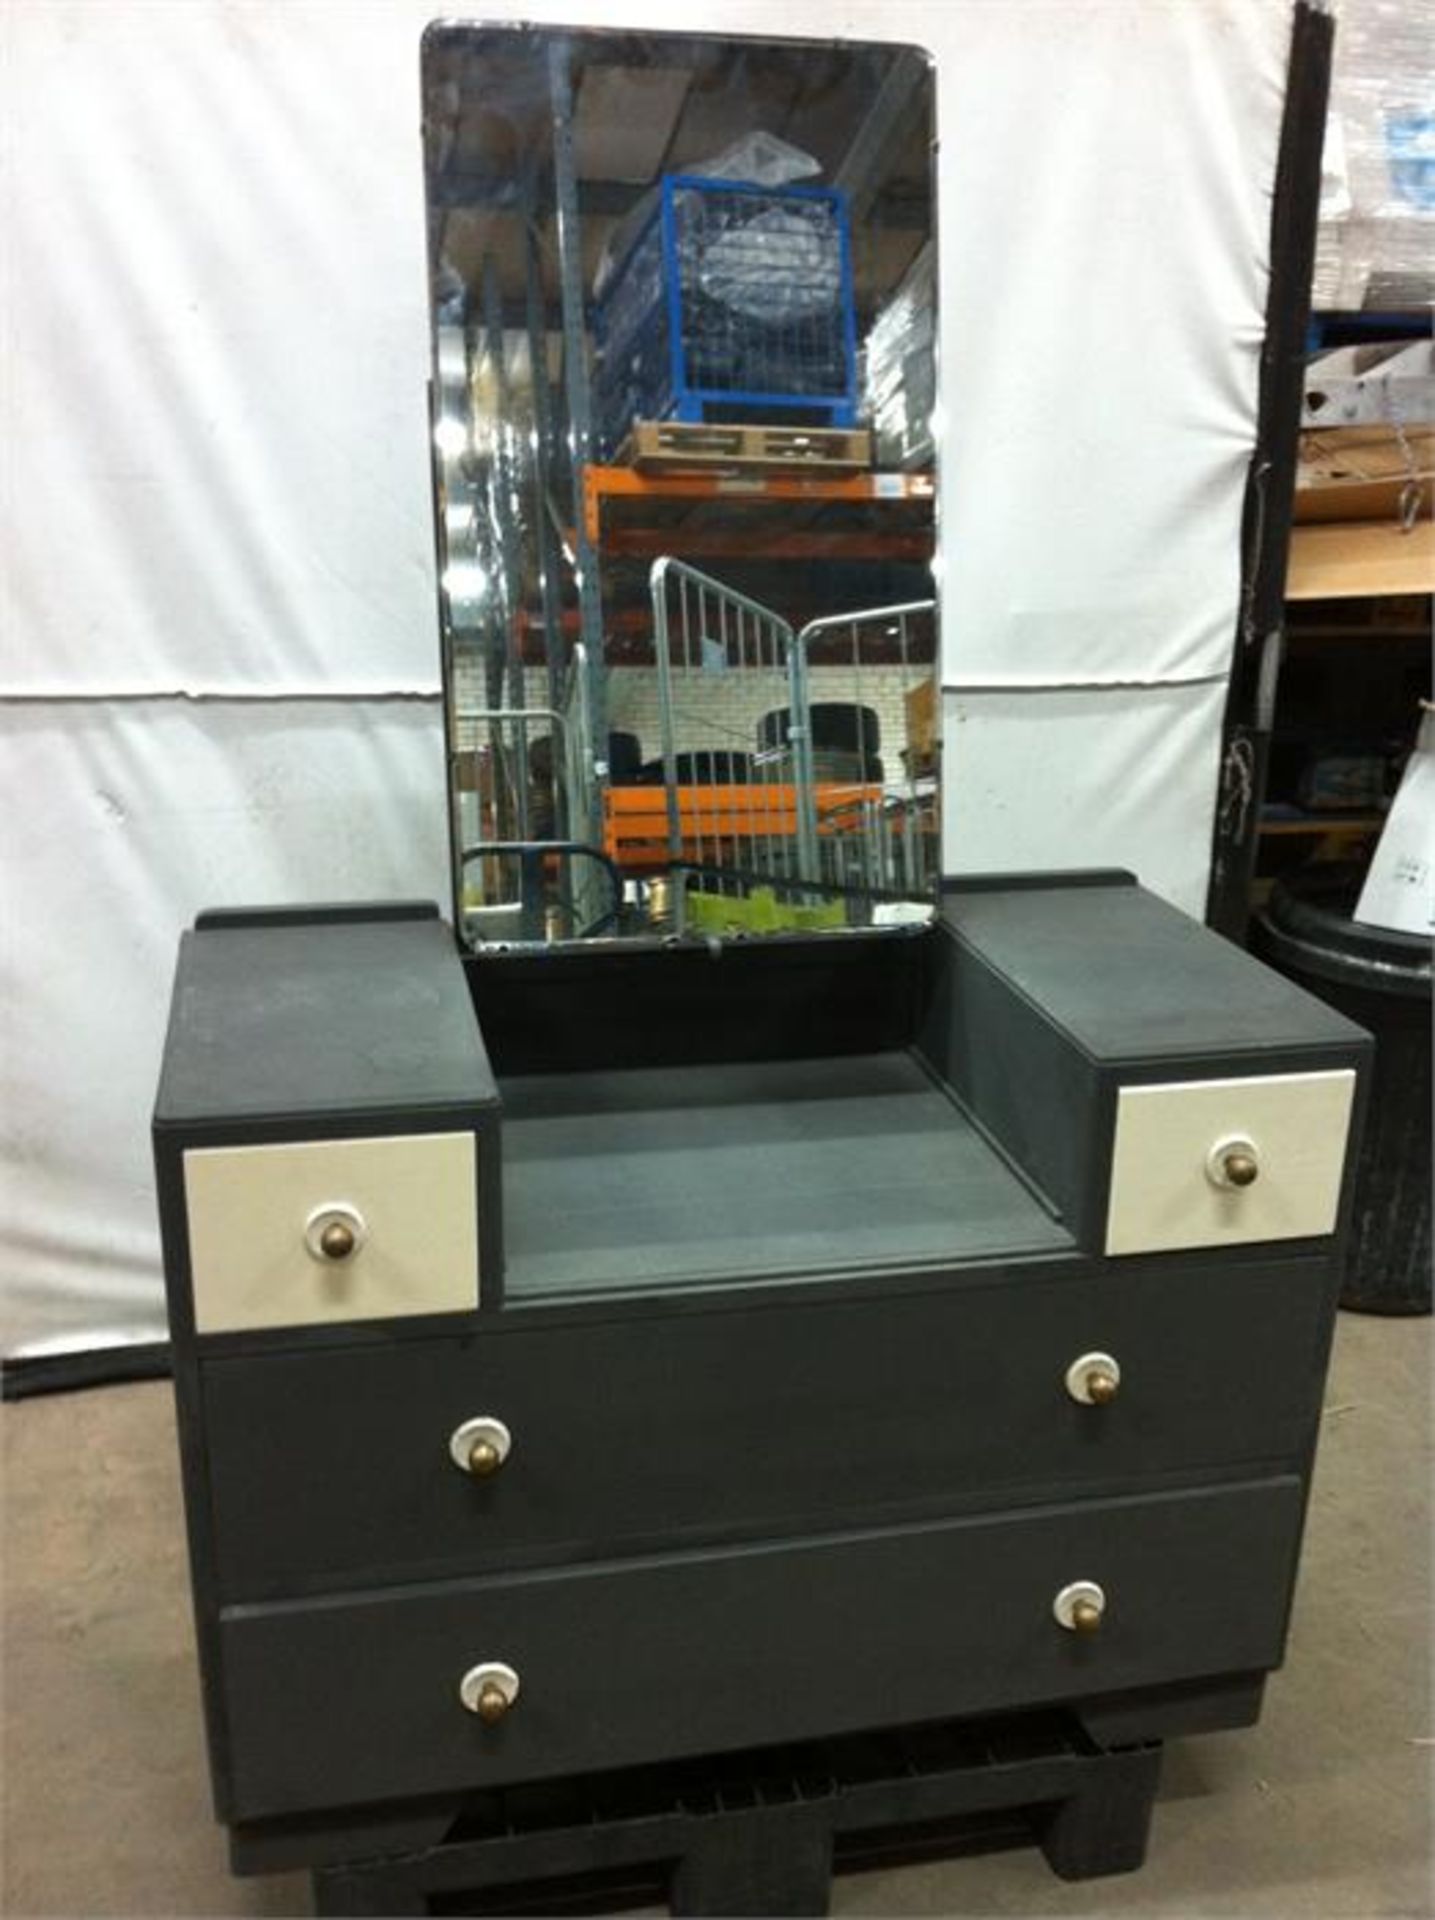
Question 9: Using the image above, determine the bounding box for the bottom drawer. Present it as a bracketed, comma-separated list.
[218, 1477, 1303, 1820]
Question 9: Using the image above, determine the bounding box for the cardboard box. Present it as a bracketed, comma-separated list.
[905, 675, 938, 761]
[1295, 424, 1434, 525]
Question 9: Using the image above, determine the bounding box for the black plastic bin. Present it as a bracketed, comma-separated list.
[1254, 864, 1431, 1315]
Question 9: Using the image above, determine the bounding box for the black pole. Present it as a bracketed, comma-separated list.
[1206, 2, 1335, 942]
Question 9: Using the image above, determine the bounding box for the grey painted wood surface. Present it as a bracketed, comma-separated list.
[500, 1053, 1069, 1296]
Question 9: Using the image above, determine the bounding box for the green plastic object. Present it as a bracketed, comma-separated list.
[685, 887, 846, 936]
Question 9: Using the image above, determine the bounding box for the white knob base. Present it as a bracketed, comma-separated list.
[1065, 1352, 1121, 1405]
[1053, 1580, 1107, 1631]
[303, 1202, 367, 1261]
[460, 1660, 520, 1715]
[449, 1416, 512, 1473]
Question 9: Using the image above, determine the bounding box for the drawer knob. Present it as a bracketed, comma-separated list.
[304, 1203, 366, 1264]
[1206, 1135, 1260, 1191]
[449, 1415, 512, 1478]
[1065, 1351, 1121, 1406]
[460, 1660, 519, 1722]
[319, 1221, 356, 1260]
[1054, 1580, 1106, 1634]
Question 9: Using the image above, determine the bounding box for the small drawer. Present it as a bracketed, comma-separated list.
[202, 1257, 1331, 1598]
[184, 1133, 479, 1334]
[1105, 1070, 1355, 1256]
[216, 1476, 1304, 1820]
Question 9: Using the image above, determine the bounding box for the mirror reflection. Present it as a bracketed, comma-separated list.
[422, 25, 937, 946]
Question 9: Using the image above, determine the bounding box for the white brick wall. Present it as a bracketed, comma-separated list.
[452, 655, 931, 776]
[606, 665, 923, 772]
[451, 657, 542, 750]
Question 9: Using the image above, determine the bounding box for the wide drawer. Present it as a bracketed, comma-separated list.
[184, 1132, 479, 1334]
[217, 1476, 1305, 1820]
[1106, 1071, 1356, 1256]
[202, 1257, 1332, 1598]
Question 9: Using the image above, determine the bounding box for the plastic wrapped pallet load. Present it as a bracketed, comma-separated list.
[593, 172, 857, 454]
[1313, 0, 1435, 307]
[865, 240, 936, 470]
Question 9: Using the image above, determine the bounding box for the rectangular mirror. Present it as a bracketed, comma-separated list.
[422, 24, 938, 946]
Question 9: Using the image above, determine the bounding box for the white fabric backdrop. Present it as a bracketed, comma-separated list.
[937, 1, 1288, 892]
[1, 0, 1292, 1354]
[938, 0, 1286, 688]
[1, 701, 449, 1354]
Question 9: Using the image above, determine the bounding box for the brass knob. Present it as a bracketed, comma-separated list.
[304, 1203, 366, 1263]
[476, 1683, 510, 1724]
[1086, 1367, 1119, 1406]
[460, 1660, 519, 1720]
[1206, 1135, 1260, 1192]
[318, 1220, 356, 1261]
[1065, 1351, 1121, 1406]
[1054, 1580, 1106, 1633]
[449, 1416, 512, 1477]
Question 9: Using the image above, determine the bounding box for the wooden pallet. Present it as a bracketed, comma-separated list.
[622, 419, 872, 475]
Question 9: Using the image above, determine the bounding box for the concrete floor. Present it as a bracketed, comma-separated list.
[3, 1312, 1430, 1918]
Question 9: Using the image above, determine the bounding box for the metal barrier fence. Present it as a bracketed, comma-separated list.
[649, 559, 818, 929]
[561, 644, 608, 936]
[791, 599, 937, 903]
[645, 560, 937, 931]
[453, 580, 938, 942]
[453, 699, 569, 941]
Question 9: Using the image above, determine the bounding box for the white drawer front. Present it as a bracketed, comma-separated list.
[185, 1133, 478, 1333]
[1106, 1070, 1355, 1256]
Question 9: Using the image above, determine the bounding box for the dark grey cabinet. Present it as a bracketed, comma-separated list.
[153, 877, 1369, 1875]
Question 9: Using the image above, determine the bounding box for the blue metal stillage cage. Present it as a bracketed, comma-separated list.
[594, 174, 860, 453]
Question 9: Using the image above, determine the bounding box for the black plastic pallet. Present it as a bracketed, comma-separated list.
[310, 1711, 1162, 1917]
